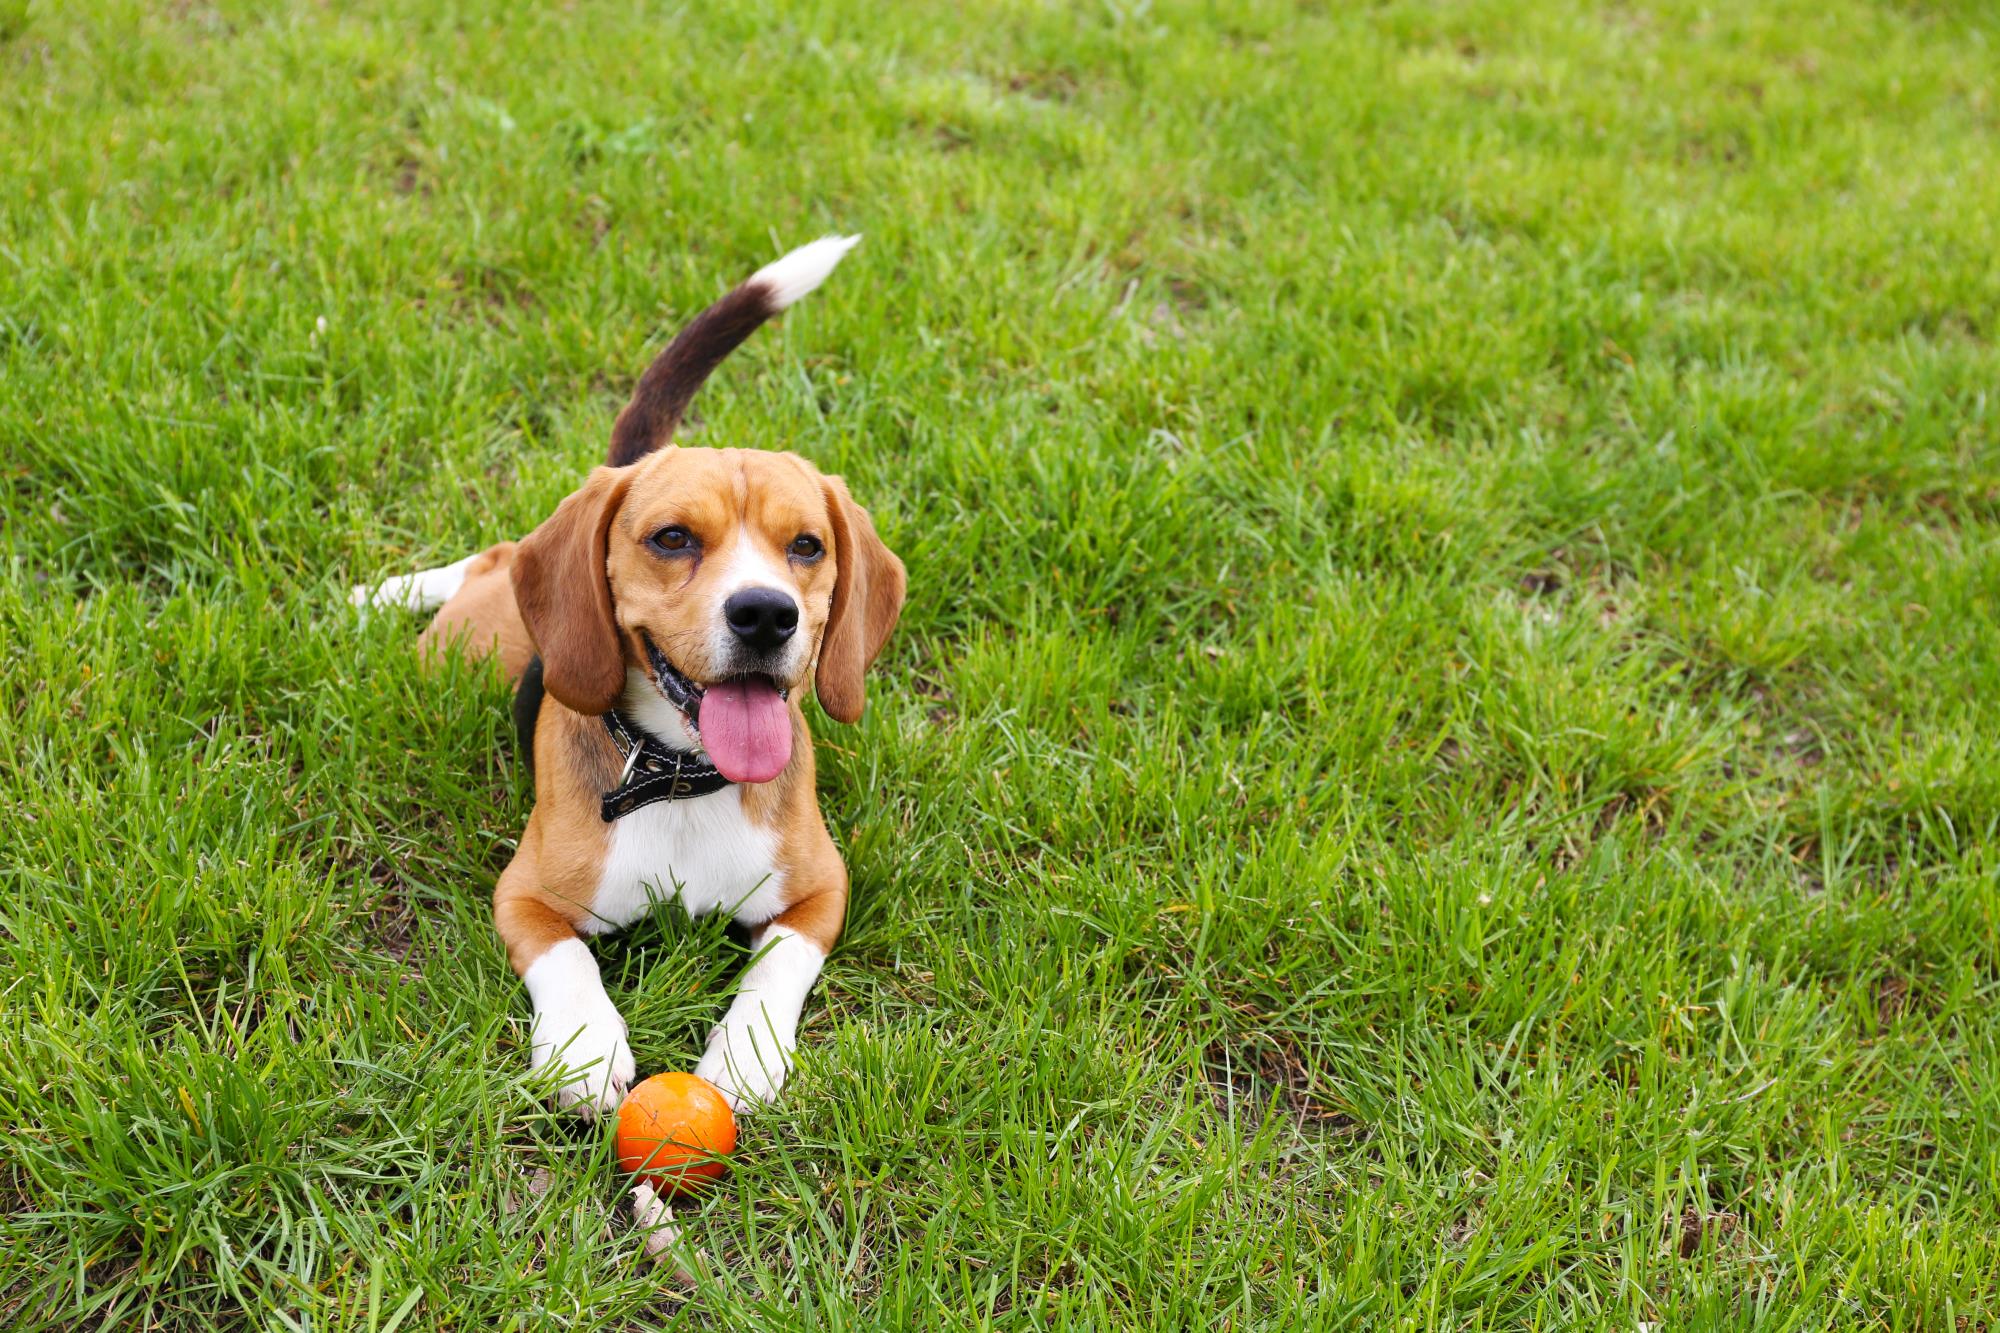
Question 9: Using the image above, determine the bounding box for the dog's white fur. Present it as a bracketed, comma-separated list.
[351, 553, 476, 612]
[693, 925, 824, 1111]
[523, 938, 634, 1115]
[589, 792, 790, 936]
[750, 234, 860, 310]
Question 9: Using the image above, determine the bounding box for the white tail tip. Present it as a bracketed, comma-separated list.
[749, 234, 860, 311]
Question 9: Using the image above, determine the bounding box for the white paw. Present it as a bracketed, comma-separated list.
[530, 997, 636, 1117]
[350, 572, 422, 611]
[693, 1011, 795, 1113]
[351, 555, 476, 613]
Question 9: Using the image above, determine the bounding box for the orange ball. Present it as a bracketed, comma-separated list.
[614, 1072, 737, 1194]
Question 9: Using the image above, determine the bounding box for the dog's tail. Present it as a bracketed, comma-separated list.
[607, 235, 860, 467]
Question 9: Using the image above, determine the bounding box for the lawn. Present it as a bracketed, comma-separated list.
[2, 0, 1997, 1326]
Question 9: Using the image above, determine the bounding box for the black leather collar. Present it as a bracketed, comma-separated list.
[599, 710, 732, 821]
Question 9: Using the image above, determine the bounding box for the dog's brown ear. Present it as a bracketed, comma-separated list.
[512, 466, 634, 716]
[815, 476, 906, 725]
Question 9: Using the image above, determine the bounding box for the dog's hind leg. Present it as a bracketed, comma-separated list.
[355, 542, 537, 684]
[415, 542, 535, 682]
[351, 551, 483, 612]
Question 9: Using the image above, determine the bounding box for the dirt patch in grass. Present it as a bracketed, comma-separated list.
[1201, 1031, 1362, 1137]
[1673, 1207, 1740, 1259]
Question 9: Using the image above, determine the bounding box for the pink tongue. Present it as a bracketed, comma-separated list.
[699, 679, 792, 784]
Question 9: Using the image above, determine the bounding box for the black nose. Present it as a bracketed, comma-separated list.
[723, 586, 799, 653]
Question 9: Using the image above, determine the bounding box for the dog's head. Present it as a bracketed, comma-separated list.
[508, 237, 904, 784]
[511, 450, 903, 781]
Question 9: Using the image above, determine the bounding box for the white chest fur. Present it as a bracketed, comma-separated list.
[585, 787, 787, 934]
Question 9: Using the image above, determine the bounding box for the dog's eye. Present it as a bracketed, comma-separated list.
[649, 525, 695, 553]
[788, 534, 824, 561]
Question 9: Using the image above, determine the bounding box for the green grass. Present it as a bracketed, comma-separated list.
[2, 0, 1997, 1326]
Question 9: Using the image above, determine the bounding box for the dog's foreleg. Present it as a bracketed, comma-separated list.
[497, 873, 635, 1117]
[695, 891, 843, 1112]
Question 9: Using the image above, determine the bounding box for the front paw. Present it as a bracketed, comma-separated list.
[693, 1013, 794, 1113]
[530, 1000, 636, 1117]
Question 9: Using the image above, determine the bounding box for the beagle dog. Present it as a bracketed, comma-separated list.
[357, 237, 904, 1121]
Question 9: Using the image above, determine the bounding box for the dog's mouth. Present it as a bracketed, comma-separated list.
[641, 634, 792, 784]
